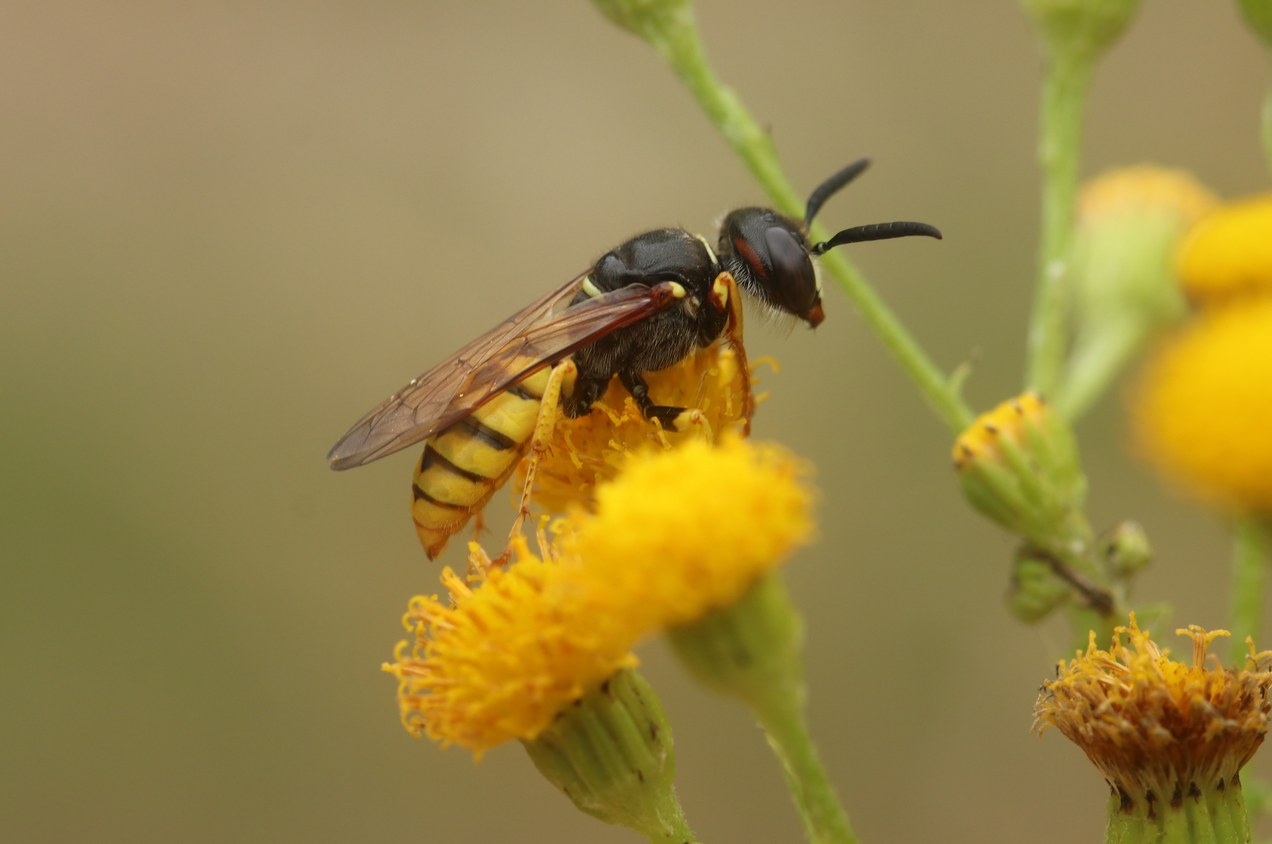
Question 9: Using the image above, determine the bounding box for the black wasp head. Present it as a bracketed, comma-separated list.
[718, 208, 825, 327]
[718, 159, 942, 329]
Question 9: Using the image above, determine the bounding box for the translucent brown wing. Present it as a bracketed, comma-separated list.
[327, 276, 685, 469]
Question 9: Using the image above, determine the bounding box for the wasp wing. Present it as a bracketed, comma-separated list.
[327, 278, 685, 469]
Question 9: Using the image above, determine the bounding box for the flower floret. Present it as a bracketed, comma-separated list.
[385, 543, 639, 757]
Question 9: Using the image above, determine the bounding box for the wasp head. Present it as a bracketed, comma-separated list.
[719, 159, 942, 331]
[717, 208, 825, 328]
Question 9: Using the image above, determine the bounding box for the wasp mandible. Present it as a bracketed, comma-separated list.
[328, 159, 940, 559]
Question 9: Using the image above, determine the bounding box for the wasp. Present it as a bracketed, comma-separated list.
[328, 159, 940, 559]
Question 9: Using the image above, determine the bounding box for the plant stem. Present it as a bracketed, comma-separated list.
[1262, 67, 1272, 178]
[1025, 51, 1091, 400]
[753, 693, 859, 844]
[653, 14, 973, 434]
[1229, 517, 1270, 663]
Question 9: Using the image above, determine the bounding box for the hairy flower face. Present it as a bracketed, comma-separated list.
[1035, 616, 1272, 808]
[1132, 300, 1272, 516]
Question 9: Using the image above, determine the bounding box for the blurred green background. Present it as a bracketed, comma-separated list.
[3, 2, 1266, 842]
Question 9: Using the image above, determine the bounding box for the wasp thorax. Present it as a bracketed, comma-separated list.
[718, 208, 823, 328]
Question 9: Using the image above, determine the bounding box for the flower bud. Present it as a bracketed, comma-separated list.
[953, 393, 1088, 551]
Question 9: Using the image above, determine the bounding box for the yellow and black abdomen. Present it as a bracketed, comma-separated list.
[410, 368, 550, 558]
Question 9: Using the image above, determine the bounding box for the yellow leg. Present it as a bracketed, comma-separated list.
[711, 271, 754, 436]
[496, 359, 576, 565]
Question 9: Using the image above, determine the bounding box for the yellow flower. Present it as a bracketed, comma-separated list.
[565, 435, 814, 633]
[1060, 167, 1217, 419]
[1036, 616, 1272, 825]
[386, 435, 812, 755]
[1177, 194, 1272, 306]
[1132, 299, 1272, 515]
[384, 541, 638, 757]
[952, 392, 1087, 551]
[521, 340, 756, 513]
[952, 391, 1049, 470]
[1077, 165, 1216, 227]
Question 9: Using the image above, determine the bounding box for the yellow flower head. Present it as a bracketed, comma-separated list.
[952, 393, 1086, 549]
[565, 435, 814, 632]
[1177, 194, 1272, 306]
[1072, 166, 1216, 324]
[1132, 299, 1272, 515]
[952, 391, 1049, 470]
[1077, 165, 1216, 227]
[384, 541, 638, 757]
[521, 341, 757, 513]
[1035, 616, 1272, 807]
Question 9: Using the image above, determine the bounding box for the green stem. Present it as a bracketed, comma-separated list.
[1262, 66, 1272, 179]
[1228, 517, 1271, 663]
[753, 693, 859, 844]
[667, 574, 857, 844]
[1057, 317, 1144, 422]
[1026, 51, 1092, 399]
[651, 13, 973, 434]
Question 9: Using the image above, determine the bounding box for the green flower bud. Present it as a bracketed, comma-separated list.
[591, 0, 692, 52]
[1099, 521, 1152, 577]
[1060, 166, 1217, 418]
[953, 393, 1088, 553]
[1008, 552, 1072, 623]
[1020, 0, 1141, 60]
[522, 668, 698, 842]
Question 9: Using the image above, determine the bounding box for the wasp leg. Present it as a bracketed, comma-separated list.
[495, 359, 576, 568]
[561, 372, 609, 418]
[619, 368, 699, 432]
[715, 271, 755, 436]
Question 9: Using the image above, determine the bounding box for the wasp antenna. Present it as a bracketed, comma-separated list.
[804, 159, 871, 226]
[810, 221, 942, 255]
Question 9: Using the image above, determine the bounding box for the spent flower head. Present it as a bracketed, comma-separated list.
[1036, 616, 1272, 840]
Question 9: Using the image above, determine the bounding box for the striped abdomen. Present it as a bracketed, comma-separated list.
[410, 368, 550, 559]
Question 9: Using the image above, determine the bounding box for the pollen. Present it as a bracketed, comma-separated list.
[522, 340, 756, 512]
[384, 539, 638, 757]
[1035, 615, 1272, 807]
[1132, 299, 1272, 516]
[1177, 193, 1272, 306]
[564, 435, 814, 633]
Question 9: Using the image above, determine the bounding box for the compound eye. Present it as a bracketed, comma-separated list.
[763, 226, 818, 316]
